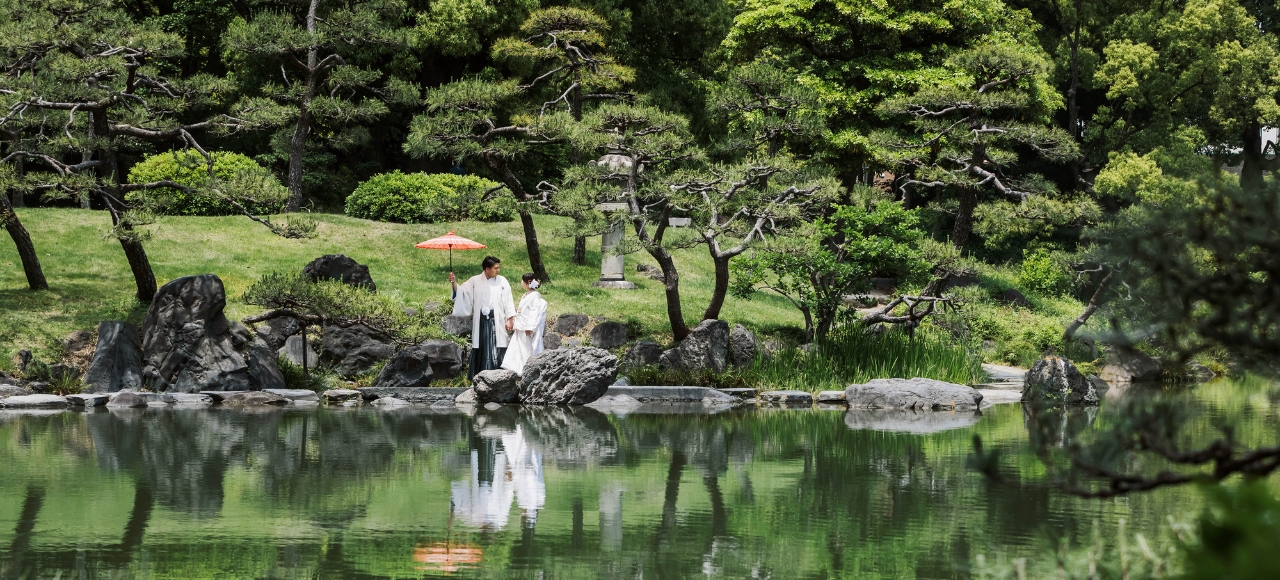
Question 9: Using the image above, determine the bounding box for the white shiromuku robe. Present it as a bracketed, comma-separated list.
[501, 290, 547, 375]
[451, 273, 516, 349]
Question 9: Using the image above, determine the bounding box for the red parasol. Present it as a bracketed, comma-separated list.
[415, 231, 486, 272]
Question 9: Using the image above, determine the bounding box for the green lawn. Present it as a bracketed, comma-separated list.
[1, 208, 803, 358]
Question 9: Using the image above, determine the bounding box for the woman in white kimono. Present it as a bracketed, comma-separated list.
[501, 273, 547, 375]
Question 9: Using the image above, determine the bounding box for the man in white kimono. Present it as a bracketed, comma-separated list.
[449, 255, 517, 381]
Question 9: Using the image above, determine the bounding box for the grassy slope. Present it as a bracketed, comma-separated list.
[0, 208, 802, 358]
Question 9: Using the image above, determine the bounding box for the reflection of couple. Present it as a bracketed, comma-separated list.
[450, 425, 546, 529]
[449, 255, 547, 380]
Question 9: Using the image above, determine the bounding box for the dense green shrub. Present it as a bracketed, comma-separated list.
[344, 171, 516, 223]
[127, 150, 287, 216]
[1017, 247, 1069, 296]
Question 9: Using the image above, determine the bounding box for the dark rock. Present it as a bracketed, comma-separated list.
[301, 254, 376, 291]
[945, 274, 981, 290]
[1, 394, 69, 408]
[1022, 356, 1099, 405]
[719, 388, 758, 399]
[760, 390, 813, 405]
[220, 391, 288, 406]
[622, 341, 662, 368]
[729, 325, 758, 367]
[817, 391, 846, 404]
[553, 313, 590, 335]
[589, 321, 629, 349]
[140, 274, 286, 392]
[1099, 347, 1162, 383]
[278, 335, 319, 368]
[1189, 362, 1216, 382]
[25, 382, 49, 394]
[520, 348, 618, 405]
[544, 332, 563, 350]
[564, 338, 583, 349]
[46, 364, 78, 381]
[322, 389, 361, 403]
[442, 315, 472, 337]
[320, 323, 395, 378]
[66, 393, 111, 407]
[357, 386, 469, 404]
[473, 369, 521, 404]
[15, 350, 32, 371]
[255, 317, 302, 351]
[107, 391, 150, 408]
[199, 391, 247, 403]
[418, 340, 465, 379]
[83, 321, 143, 393]
[370, 345, 435, 389]
[659, 319, 729, 374]
[999, 288, 1031, 308]
[635, 264, 665, 281]
[845, 378, 983, 411]
[0, 385, 34, 398]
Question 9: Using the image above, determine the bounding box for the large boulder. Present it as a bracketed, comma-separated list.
[729, 325, 758, 367]
[140, 274, 286, 392]
[845, 378, 984, 411]
[544, 332, 563, 350]
[442, 315, 472, 337]
[553, 313, 590, 335]
[520, 348, 618, 405]
[1022, 356, 1099, 405]
[255, 317, 302, 351]
[473, 369, 521, 404]
[1098, 347, 1162, 383]
[659, 319, 729, 374]
[301, 254, 376, 292]
[83, 321, 143, 393]
[589, 321, 629, 349]
[622, 341, 662, 369]
[418, 340, 465, 379]
[369, 344, 435, 389]
[278, 335, 319, 368]
[320, 323, 395, 378]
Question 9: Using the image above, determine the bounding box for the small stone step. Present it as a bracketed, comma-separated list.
[603, 385, 734, 403]
[759, 390, 814, 405]
[200, 391, 249, 402]
[66, 393, 112, 407]
[162, 393, 214, 406]
[357, 387, 469, 404]
[718, 388, 758, 399]
[263, 388, 319, 401]
[322, 389, 361, 403]
[816, 391, 846, 404]
[1, 394, 69, 408]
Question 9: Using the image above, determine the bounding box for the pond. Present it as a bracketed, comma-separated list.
[0, 381, 1275, 579]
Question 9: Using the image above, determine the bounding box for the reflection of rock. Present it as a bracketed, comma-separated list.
[517, 406, 618, 467]
[659, 319, 729, 374]
[520, 348, 617, 405]
[83, 321, 142, 393]
[1022, 356, 1098, 405]
[846, 378, 983, 410]
[1022, 404, 1099, 449]
[844, 409, 982, 434]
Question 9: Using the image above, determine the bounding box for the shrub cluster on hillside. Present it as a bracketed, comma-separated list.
[343, 172, 516, 224]
[126, 151, 288, 217]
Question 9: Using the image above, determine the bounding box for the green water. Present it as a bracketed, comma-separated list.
[1, 382, 1276, 579]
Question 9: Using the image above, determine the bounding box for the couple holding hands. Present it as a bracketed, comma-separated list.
[448, 255, 547, 380]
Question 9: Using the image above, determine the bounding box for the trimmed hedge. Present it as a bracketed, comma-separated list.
[126, 150, 287, 216]
[344, 171, 516, 224]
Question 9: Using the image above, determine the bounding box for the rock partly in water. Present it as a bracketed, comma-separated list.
[278, 335, 319, 368]
[473, 369, 521, 404]
[2, 394, 69, 408]
[729, 325, 758, 367]
[1022, 356, 1099, 406]
[321, 323, 396, 378]
[301, 254, 376, 291]
[589, 321, 629, 349]
[262, 388, 319, 401]
[369, 344, 435, 389]
[322, 389, 361, 403]
[760, 390, 813, 405]
[1098, 347, 1162, 384]
[442, 315, 472, 337]
[659, 319, 729, 374]
[719, 388, 758, 399]
[455, 388, 478, 405]
[357, 387, 468, 405]
[553, 313, 590, 335]
[66, 393, 112, 407]
[622, 341, 662, 369]
[845, 378, 983, 411]
[106, 392, 150, 408]
[161, 393, 214, 405]
[521, 348, 618, 405]
[220, 391, 289, 406]
[816, 391, 846, 404]
[141, 274, 285, 392]
[83, 321, 143, 393]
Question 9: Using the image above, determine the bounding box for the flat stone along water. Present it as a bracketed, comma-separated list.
[0, 381, 1275, 579]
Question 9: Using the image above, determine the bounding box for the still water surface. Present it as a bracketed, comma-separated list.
[0, 382, 1274, 579]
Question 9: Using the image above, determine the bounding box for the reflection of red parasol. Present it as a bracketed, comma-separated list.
[415, 231, 486, 272]
[413, 542, 483, 574]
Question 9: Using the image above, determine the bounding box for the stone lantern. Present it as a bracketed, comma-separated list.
[591, 153, 638, 289]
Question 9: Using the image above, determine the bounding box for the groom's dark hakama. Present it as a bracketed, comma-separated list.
[470, 312, 505, 381]
[451, 272, 516, 381]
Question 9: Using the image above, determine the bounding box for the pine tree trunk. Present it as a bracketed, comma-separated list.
[11, 155, 23, 207]
[285, 0, 322, 213]
[951, 188, 977, 251]
[572, 236, 586, 265]
[649, 245, 689, 340]
[98, 113, 157, 302]
[519, 209, 551, 283]
[1, 195, 48, 290]
[702, 254, 731, 321]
